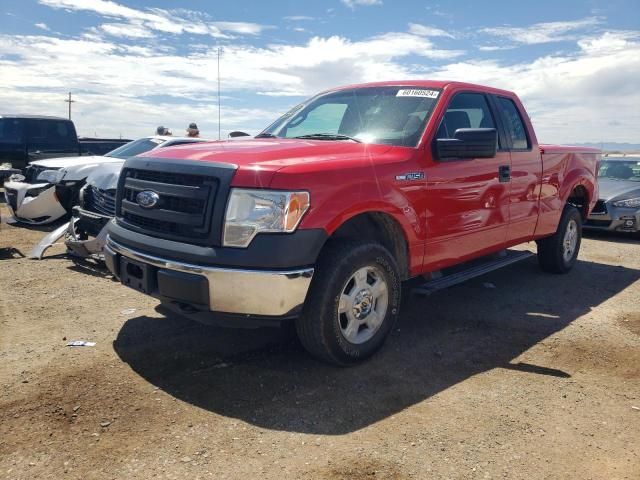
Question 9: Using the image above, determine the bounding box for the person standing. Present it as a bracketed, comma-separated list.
[186, 123, 200, 137]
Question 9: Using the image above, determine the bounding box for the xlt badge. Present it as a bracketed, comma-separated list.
[395, 172, 425, 181]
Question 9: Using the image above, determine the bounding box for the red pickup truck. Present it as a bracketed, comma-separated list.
[104, 81, 600, 365]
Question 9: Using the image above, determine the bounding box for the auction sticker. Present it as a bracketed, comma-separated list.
[396, 89, 440, 98]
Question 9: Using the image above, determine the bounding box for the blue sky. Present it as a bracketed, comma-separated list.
[1, 0, 639, 142]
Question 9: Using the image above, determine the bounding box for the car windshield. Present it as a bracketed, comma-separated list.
[259, 86, 441, 147]
[598, 159, 640, 182]
[105, 137, 164, 159]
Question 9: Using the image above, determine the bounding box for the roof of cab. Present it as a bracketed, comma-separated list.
[325, 80, 517, 97]
[0, 114, 70, 121]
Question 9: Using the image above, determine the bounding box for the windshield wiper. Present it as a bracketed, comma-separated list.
[255, 132, 277, 138]
[294, 133, 362, 143]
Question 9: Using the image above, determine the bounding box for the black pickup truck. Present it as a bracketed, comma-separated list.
[0, 114, 131, 172]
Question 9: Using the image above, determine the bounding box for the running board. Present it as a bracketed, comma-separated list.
[412, 249, 535, 296]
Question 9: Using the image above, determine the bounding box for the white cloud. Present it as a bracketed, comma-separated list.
[423, 31, 640, 142]
[481, 17, 601, 44]
[283, 16, 314, 21]
[341, 0, 383, 9]
[38, 0, 269, 38]
[408, 23, 454, 39]
[100, 22, 155, 39]
[34, 22, 50, 31]
[3, 9, 639, 143]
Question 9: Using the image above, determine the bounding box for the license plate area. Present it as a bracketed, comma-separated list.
[120, 256, 156, 294]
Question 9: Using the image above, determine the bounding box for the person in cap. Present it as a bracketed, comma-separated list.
[186, 123, 200, 138]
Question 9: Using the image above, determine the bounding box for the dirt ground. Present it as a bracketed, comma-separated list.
[1, 202, 639, 480]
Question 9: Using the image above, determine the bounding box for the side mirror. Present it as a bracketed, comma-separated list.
[434, 128, 497, 160]
[228, 131, 251, 138]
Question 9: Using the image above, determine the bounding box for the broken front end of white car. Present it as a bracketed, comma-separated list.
[29, 161, 122, 260]
[4, 167, 71, 224]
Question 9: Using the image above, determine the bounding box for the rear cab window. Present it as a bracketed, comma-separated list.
[496, 97, 530, 150]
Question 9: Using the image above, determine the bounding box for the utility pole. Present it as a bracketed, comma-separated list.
[217, 47, 221, 140]
[64, 92, 75, 120]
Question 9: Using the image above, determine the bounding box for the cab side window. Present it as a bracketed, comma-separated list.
[436, 93, 497, 140]
[497, 97, 530, 150]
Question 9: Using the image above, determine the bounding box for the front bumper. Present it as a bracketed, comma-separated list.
[3, 181, 67, 224]
[104, 236, 314, 319]
[585, 202, 640, 233]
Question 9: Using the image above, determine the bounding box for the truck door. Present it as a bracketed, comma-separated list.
[26, 119, 79, 162]
[494, 96, 541, 244]
[423, 92, 511, 271]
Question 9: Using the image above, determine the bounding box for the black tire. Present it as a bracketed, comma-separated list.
[536, 205, 582, 274]
[296, 240, 401, 366]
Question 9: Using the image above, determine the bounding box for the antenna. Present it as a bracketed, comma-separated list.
[64, 92, 75, 120]
[217, 47, 221, 140]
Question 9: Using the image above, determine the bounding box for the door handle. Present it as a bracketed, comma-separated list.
[499, 165, 511, 183]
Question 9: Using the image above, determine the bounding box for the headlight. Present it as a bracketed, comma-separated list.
[612, 197, 640, 208]
[36, 168, 66, 184]
[223, 189, 310, 248]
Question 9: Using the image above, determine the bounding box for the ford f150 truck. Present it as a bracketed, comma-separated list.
[103, 81, 600, 365]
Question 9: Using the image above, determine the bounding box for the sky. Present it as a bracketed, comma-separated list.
[0, 0, 639, 143]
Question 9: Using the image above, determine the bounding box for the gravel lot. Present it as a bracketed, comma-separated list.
[1, 200, 639, 479]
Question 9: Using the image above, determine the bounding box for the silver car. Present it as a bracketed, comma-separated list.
[585, 155, 640, 236]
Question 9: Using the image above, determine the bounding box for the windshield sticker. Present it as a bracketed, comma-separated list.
[396, 89, 440, 99]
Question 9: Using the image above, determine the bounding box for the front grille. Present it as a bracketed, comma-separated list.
[117, 167, 219, 245]
[83, 184, 116, 217]
[591, 200, 607, 215]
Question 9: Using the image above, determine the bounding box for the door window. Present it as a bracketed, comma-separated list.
[496, 97, 530, 150]
[436, 93, 497, 139]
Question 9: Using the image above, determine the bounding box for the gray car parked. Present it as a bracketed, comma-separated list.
[585, 155, 640, 235]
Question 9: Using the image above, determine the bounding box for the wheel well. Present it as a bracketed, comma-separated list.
[327, 212, 410, 280]
[567, 185, 589, 221]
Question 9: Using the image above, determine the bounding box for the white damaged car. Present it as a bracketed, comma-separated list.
[4, 136, 208, 225]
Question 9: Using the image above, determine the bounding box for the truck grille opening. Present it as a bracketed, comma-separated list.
[84, 185, 116, 217]
[117, 167, 219, 245]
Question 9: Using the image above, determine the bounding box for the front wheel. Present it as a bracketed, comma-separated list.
[296, 240, 401, 366]
[536, 205, 582, 273]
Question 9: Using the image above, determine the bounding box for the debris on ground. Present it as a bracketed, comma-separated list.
[66, 341, 96, 347]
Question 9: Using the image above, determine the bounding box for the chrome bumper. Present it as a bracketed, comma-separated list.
[105, 236, 314, 317]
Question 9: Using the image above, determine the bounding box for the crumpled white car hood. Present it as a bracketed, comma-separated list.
[30, 155, 123, 169]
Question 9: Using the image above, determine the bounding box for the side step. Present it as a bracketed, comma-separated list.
[412, 249, 535, 296]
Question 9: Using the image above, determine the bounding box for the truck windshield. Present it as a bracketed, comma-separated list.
[105, 137, 164, 159]
[598, 160, 640, 182]
[259, 86, 441, 147]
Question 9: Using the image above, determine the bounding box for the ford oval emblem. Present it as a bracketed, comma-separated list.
[136, 190, 160, 209]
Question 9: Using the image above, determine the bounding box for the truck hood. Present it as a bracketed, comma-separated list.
[598, 178, 640, 201]
[30, 155, 123, 169]
[138, 138, 395, 186]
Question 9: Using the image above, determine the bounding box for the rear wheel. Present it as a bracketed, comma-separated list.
[296, 240, 401, 366]
[536, 205, 582, 273]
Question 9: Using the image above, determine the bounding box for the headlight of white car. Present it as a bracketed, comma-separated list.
[223, 189, 310, 248]
[612, 197, 640, 208]
[36, 168, 66, 184]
